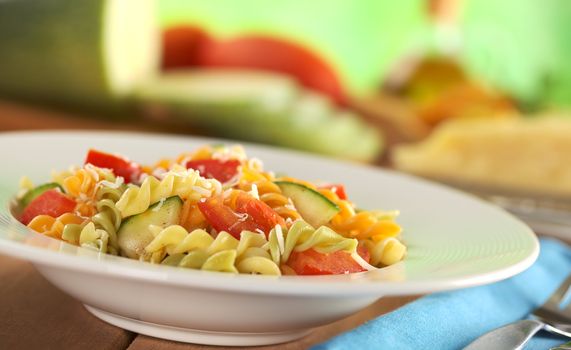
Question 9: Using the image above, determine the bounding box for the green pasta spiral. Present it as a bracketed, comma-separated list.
[62, 222, 111, 254]
[61, 184, 126, 255]
[91, 184, 126, 254]
[145, 225, 281, 275]
[273, 220, 359, 264]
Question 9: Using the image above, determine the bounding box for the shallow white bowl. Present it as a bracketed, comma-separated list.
[0, 131, 539, 346]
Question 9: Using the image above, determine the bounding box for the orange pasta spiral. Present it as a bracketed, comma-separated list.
[59, 165, 114, 216]
[180, 199, 208, 231]
[330, 203, 401, 241]
[27, 213, 86, 239]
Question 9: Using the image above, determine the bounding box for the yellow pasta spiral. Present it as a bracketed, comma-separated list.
[365, 237, 407, 266]
[279, 220, 359, 263]
[239, 161, 273, 183]
[144, 225, 281, 275]
[116, 166, 221, 218]
[27, 213, 85, 239]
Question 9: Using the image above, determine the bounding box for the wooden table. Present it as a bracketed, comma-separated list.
[0, 101, 419, 349]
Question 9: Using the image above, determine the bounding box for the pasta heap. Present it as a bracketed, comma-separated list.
[16, 146, 406, 276]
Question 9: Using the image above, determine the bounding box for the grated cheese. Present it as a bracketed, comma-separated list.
[192, 186, 212, 197]
[351, 252, 376, 271]
[223, 188, 233, 199]
[84, 163, 102, 181]
[275, 224, 285, 254]
[152, 198, 166, 212]
[249, 184, 259, 199]
[98, 176, 124, 189]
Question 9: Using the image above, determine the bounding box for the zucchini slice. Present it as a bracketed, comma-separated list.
[117, 196, 183, 259]
[275, 181, 340, 228]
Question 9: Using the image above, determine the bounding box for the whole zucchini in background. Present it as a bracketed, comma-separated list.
[0, 0, 158, 111]
[137, 70, 384, 162]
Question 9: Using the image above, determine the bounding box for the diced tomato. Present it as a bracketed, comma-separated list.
[84, 149, 142, 183]
[197, 196, 259, 238]
[286, 245, 369, 275]
[186, 159, 240, 183]
[195, 36, 348, 106]
[234, 192, 286, 234]
[161, 26, 213, 69]
[318, 183, 347, 200]
[357, 244, 371, 264]
[198, 192, 285, 239]
[20, 190, 76, 225]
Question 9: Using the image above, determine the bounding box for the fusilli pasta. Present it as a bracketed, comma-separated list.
[116, 166, 221, 218]
[27, 213, 85, 239]
[280, 220, 359, 263]
[145, 225, 280, 275]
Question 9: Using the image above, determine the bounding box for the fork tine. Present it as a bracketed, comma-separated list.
[545, 273, 571, 309]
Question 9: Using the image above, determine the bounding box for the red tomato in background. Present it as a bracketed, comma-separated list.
[196, 36, 347, 105]
[186, 159, 241, 183]
[20, 190, 76, 225]
[198, 192, 285, 238]
[162, 26, 213, 69]
[85, 149, 142, 183]
[286, 245, 370, 275]
[160, 26, 348, 105]
[318, 183, 348, 200]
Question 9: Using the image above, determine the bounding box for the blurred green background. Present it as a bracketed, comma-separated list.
[160, 0, 570, 108]
[1, 0, 570, 165]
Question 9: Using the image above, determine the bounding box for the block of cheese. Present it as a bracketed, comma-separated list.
[393, 116, 571, 196]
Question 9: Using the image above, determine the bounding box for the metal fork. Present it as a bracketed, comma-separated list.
[464, 274, 571, 350]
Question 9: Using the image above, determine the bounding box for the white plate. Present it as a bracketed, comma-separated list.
[0, 131, 539, 346]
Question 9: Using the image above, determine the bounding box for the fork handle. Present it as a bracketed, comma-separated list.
[463, 319, 544, 350]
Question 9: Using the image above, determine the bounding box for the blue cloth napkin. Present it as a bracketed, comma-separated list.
[313, 238, 571, 350]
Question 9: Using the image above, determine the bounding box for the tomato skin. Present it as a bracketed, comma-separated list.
[286, 245, 369, 275]
[186, 159, 240, 183]
[196, 36, 347, 105]
[161, 26, 212, 69]
[20, 190, 76, 225]
[318, 183, 347, 200]
[84, 149, 142, 183]
[197, 192, 284, 239]
[197, 196, 259, 238]
[234, 192, 286, 233]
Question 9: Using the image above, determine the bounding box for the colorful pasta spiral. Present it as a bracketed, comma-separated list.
[116, 166, 221, 218]
[144, 225, 280, 275]
[27, 213, 85, 239]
